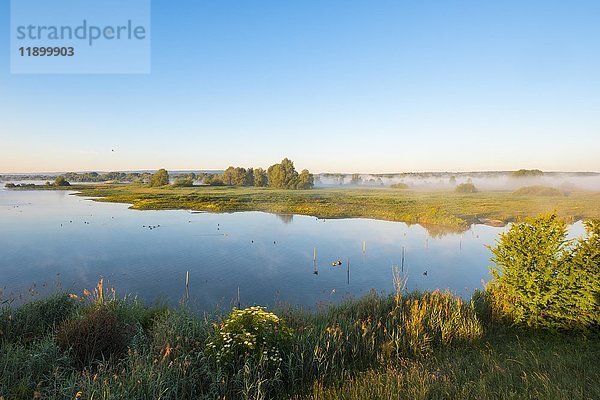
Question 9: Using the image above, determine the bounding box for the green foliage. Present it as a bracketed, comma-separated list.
[172, 177, 194, 187]
[223, 166, 249, 186]
[253, 167, 268, 187]
[296, 169, 314, 189]
[56, 306, 137, 366]
[390, 182, 409, 189]
[267, 158, 298, 189]
[488, 214, 600, 330]
[512, 169, 544, 177]
[53, 176, 70, 187]
[4, 183, 16, 188]
[267, 158, 315, 189]
[513, 186, 564, 196]
[208, 306, 292, 367]
[455, 183, 477, 193]
[203, 174, 224, 186]
[149, 169, 170, 187]
[0, 294, 78, 343]
[1, 286, 598, 399]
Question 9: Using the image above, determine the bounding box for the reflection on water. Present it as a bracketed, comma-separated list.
[0, 187, 585, 310]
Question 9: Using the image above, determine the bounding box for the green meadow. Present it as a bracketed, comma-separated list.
[25, 183, 600, 234]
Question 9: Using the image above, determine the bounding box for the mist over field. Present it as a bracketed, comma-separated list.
[316, 171, 600, 192]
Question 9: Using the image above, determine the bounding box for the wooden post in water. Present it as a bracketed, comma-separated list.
[401, 246, 405, 273]
[313, 247, 317, 262]
[237, 286, 241, 309]
[185, 271, 189, 302]
[363, 241, 366, 254]
[347, 258, 350, 285]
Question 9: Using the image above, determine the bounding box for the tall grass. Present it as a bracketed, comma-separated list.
[0, 281, 597, 399]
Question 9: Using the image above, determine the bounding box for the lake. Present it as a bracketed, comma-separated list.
[0, 186, 583, 310]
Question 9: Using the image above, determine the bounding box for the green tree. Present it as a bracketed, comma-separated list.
[149, 169, 169, 187]
[53, 176, 71, 187]
[268, 158, 299, 189]
[233, 167, 247, 186]
[295, 169, 314, 189]
[245, 168, 254, 186]
[222, 166, 236, 186]
[203, 174, 224, 186]
[488, 214, 600, 330]
[253, 168, 268, 187]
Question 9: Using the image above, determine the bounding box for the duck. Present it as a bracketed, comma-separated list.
[331, 260, 342, 266]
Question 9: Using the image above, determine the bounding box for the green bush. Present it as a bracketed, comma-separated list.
[488, 214, 600, 330]
[208, 306, 292, 367]
[56, 306, 137, 366]
[455, 183, 477, 193]
[513, 186, 564, 197]
[0, 294, 78, 343]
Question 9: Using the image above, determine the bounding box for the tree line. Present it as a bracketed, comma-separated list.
[149, 158, 314, 190]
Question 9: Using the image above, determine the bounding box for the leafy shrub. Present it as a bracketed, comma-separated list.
[53, 176, 71, 186]
[172, 177, 194, 187]
[488, 214, 600, 330]
[207, 306, 292, 367]
[390, 183, 409, 189]
[513, 186, 564, 197]
[56, 306, 137, 366]
[455, 183, 477, 193]
[512, 169, 544, 177]
[0, 294, 78, 343]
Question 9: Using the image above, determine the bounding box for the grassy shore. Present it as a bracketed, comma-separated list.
[1, 285, 598, 400]
[12, 183, 600, 234]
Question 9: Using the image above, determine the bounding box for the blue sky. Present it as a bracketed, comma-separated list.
[1, 0, 599, 173]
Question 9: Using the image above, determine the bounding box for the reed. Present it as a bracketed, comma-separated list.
[0, 280, 597, 400]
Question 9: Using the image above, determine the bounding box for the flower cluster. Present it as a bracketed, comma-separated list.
[207, 306, 292, 366]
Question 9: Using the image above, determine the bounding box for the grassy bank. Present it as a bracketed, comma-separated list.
[1, 284, 598, 400]
[11, 183, 600, 234]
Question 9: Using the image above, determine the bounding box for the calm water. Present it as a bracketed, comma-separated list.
[0, 186, 584, 310]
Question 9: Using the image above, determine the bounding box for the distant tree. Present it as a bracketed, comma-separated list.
[449, 176, 457, 185]
[222, 166, 236, 186]
[455, 183, 477, 193]
[149, 169, 169, 187]
[512, 169, 544, 178]
[4, 183, 16, 188]
[203, 174, 224, 186]
[295, 169, 314, 189]
[172, 177, 194, 187]
[233, 167, 247, 186]
[268, 158, 298, 189]
[53, 176, 71, 187]
[350, 174, 362, 185]
[245, 168, 254, 186]
[253, 168, 268, 187]
[390, 182, 409, 189]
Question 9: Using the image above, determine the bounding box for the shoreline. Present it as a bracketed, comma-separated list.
[5, 183, 600, 234]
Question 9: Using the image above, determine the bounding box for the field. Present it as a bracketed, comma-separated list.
[21, 183, 600, 234]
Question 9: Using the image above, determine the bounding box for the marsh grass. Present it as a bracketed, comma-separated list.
[16, 183, 600, 234]
[0, 282, 597, 399]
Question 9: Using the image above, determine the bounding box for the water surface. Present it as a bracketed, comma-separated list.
[1, 186, 580, 310]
